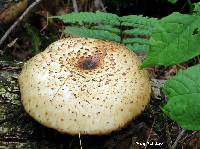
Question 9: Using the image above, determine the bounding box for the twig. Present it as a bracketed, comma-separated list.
[72, 0, 79, 12]
[181, 131, 198, 143]
[7, 38, 18, 47]
[0, 0, 43, 47]
[171, 129, 186, 149]
[144, 118, 155, 149]
[40, 11, 49, 32]
[94, 0, 106, 11]
[78, 132, 83, 149]
[164, 121, 173, 149]
[99, 0, 106, 12]
[196, 56, 200, 64]
[176, 64, 186, 69]
[67, 138, 75, 149]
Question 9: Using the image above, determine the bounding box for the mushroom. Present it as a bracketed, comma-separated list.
[18, 38, 151, 135]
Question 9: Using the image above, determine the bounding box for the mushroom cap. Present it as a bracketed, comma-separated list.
[18, 38, 151, 135]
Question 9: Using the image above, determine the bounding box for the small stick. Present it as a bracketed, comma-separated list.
[164, 121, 173, 149]
[95, 0, 106, 11]
[171, 129, 186, 149]
[40, 11, 49, 32]
[0, 0, 43, 47]
[144, 118, 155, 149]
[99, 0, 106, 12]
[78, 132, 83, 149]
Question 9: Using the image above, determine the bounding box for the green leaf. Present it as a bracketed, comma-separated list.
[51, 11, 120, 26]
[163, 64, 200, 130]
[120, 15, 157, 27]
[167, 0, 177, 4]
[120, 15, 156, 53]
[123, 28, 152, 36]
[123, 38, 149, 45]
[64, 27, 120, 42]
[91, 25, 120, 34]
[125, 43, 149, 53]
[142, 12, 200, 68]
[193, 2, 200, 16]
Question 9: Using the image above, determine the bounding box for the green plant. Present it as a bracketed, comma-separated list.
[141, 12, 200, 68]
[168, 0, 193, 12]
[51, 11, 157, 53]
[25, 24, 41, 55]
[167, 0, 178, 4]
[163, 64, 200, 130]
[51, 2, 200, 130]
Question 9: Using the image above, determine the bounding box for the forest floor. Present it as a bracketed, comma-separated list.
[0, 0, 199, 149]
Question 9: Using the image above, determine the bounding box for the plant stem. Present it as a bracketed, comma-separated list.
[171, 129, 186, 149]
[187, 0, 193, 13]
[119, 21, 123, 44]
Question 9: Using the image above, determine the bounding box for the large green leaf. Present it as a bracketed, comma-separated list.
[142, 12, 200, 68]
[163, 64, 200, 130]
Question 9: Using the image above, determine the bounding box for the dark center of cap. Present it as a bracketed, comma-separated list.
[82, 59, 97, 69]
[78, 55, 100, 70]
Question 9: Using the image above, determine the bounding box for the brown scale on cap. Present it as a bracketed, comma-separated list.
[18, 38, 151, 135]
[77, 54, 101, 70]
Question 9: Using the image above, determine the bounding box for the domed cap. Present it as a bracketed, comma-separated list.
[18, 38, 151, 135]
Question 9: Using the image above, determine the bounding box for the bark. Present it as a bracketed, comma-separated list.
[0, 61, 65, 149]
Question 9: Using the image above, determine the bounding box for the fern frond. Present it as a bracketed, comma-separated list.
[64, 27, 120, 42]
[52, 12, 158, 53]
[120, 15, 156, 52]
[121, 15, 157, 27]
[51, 11, 120, 26]
[123, 28, 152, 36]
[95, 11, 120, 25]
[91, 25, 120, 34]
[126, 44, 149, 52]
[123, 38, 149, 45]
